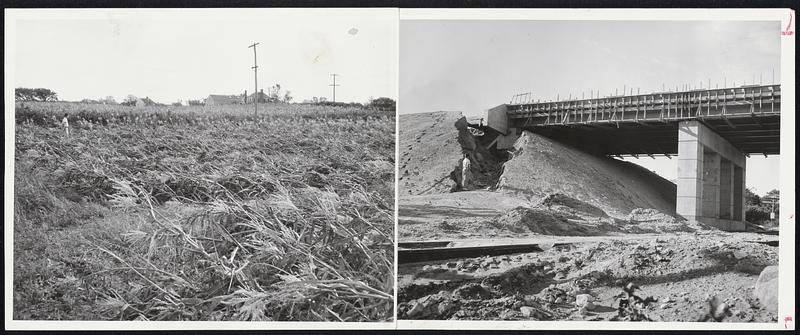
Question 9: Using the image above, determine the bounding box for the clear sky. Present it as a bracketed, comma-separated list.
[11, 9, 397, 104]
[400, 20, 781, 195]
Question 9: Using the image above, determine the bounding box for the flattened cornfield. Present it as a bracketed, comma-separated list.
[13, 101, 395, 321]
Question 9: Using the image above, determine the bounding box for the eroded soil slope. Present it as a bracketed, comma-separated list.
[498, 131, 677, 217]
[399, 111, 465, 195]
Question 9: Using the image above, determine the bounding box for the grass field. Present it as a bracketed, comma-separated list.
[12, 101, 395, 321]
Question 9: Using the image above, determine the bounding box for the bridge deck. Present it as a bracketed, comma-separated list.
[506, 85, 781, 156]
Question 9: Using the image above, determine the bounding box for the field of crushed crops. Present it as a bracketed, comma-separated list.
[12, 101, 395, 321]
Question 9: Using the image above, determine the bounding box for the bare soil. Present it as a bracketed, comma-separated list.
[398, 232, 779, 322]
[399, 191, 710, 241]
[498, 131, 677, 217]
[399, 111, 465, 195]
[397, 111, 779, 322]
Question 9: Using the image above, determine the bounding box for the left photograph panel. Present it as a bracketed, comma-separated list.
[6, 9, 397, 323]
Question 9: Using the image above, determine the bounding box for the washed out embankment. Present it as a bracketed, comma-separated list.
[398, 112, 510, 196]
[399, 111, 465, 195]
[497, 130, 677, 218]
[399, 111, 694, 240]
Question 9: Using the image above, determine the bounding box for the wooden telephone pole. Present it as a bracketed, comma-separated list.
[248, 42, 260, 116]
[330, 74, 340, 103]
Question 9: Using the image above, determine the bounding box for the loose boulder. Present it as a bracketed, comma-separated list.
[575, 293, 596, 311]
[753, 265, 778, 313]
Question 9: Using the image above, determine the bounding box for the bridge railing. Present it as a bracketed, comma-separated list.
[508, 84, 780, 127]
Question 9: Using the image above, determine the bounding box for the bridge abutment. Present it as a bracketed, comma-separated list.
[677, 120, 746, 231]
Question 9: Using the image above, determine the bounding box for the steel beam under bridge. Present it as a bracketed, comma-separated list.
[491, 85, 780, 156]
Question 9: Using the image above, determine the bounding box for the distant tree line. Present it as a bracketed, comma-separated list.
[15, 86, 391, 112]
[745, 188, 779, 227]
[264, 84, 293, 103]
[368, 97, 396, 111]
[15, 88, 59, 102]
[299, 97, 395, 111]
[79, 96, 118, 104]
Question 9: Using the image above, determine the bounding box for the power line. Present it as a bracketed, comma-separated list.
[248, 42, 260, 116]
[330, 74, 340, 103]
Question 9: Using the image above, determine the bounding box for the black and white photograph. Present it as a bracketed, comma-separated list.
[4, 5, 796, 332]
[396, 17, 789, 323]
[6, 9, 396, 323]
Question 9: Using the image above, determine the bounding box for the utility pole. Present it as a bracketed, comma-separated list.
[248, 42, 260, 116]
[762, 196, 778, 222]
[330, 74, 340, 103]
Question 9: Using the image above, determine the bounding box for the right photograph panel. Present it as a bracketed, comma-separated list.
[397, 19, 782, 323]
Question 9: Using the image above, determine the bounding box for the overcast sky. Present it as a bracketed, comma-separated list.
[12, 9, 397, 104]
[400, 20, 781, 195]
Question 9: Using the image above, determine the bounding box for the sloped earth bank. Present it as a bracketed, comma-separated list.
[398, 114, 684, 240]
[497, 131, 677, 218]
[399, 111, 465, 195]
[398, 233, 779, 322]
[398, 112, 508, 195]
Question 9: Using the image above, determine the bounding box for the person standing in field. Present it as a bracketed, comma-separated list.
[461, 154, 471, 190]
[61, 113, 70, 137]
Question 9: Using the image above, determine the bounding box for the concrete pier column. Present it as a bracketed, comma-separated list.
[719, 158, 734, 219]
[677, 120, 746, 231]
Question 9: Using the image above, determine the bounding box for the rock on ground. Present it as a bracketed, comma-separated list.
[575, 293, 595, 310]
[754, 265, 778, 313]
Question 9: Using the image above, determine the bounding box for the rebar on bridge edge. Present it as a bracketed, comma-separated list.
[507, 85, 780, 128]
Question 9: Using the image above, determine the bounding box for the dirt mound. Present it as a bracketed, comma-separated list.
[399, 112, 465, 195]
[399, 191, 710, 240]
[494, 206, 603, 236]
[627, 208, 681, 223]
[490, 204, 675, 236]
[498, 131, 677, 217]
[494, 195, 708, 236]
[540, 193, 608, 218]
[623, 208, 712, 234]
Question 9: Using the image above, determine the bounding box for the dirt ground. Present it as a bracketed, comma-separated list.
[399, 191, 709, 241]
[398, 231, 778, 322]
[399, 111, 465, 195]
[397, 111, 779, 322]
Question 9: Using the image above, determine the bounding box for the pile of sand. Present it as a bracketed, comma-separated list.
[399, 111, 465, 195]
[493, 195, 711, 236]
[493, 206, 607, 236]
[498, 131, 677, 217]
[623, 208, 712, 233]
[539, 193, 608, 218]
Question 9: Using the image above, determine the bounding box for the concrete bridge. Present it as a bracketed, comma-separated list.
[483, 84, 781, 231]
